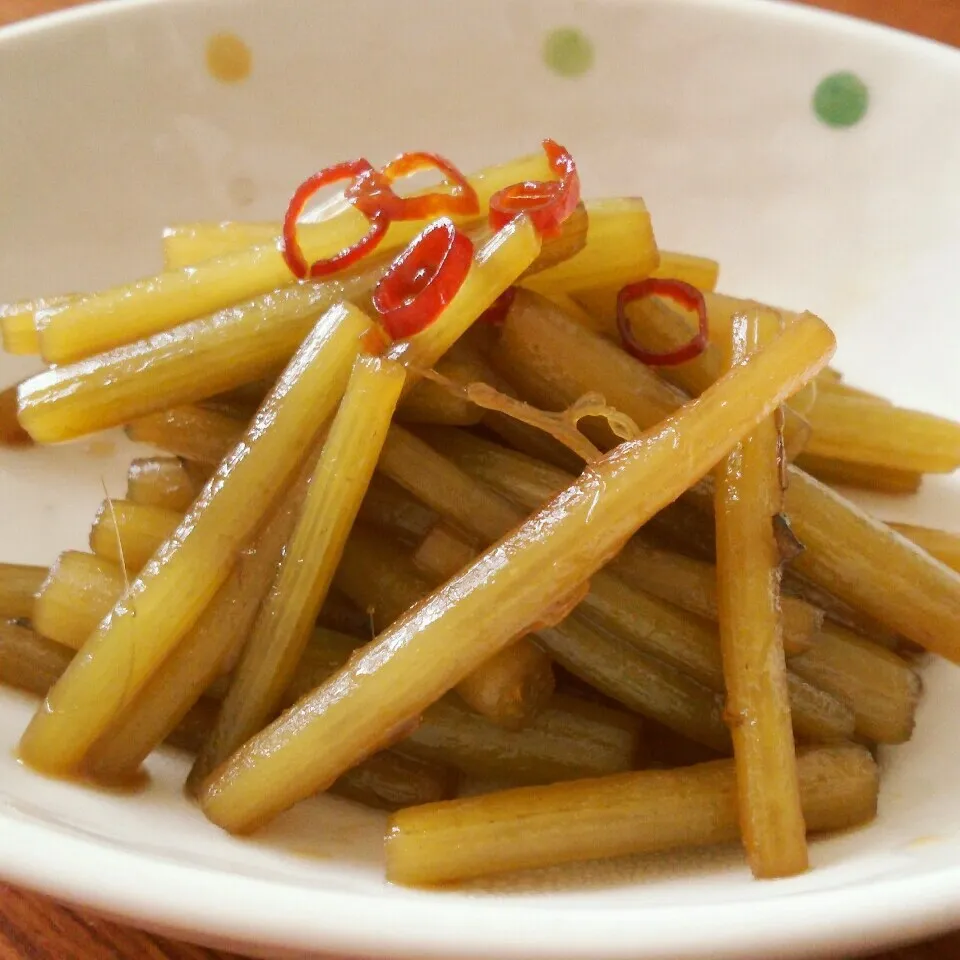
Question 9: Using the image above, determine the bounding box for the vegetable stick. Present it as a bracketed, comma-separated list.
[653, 251, 720, 289]
[357, 475, 438, 546]
[126, 407, 245, 465]
[491, 294, 960, 659]
[189, 355, 405, 787]
[595, 291, 815, 452]
[713, 307, 806, 878]
[0, 296, 74, 355]
[19, 215, 540, 444]
[36, 153, 553, 364]
[379, 426, 522, 545]
[0, 623, 452, 810]
[0, 385, 32, 447]
[414, 525, 730, 752]
[522, 198, 657, 295]
[0, 563, 47, 620]
[804, 391, 960, 473]
[423, 427, 821, 656]
[162, 221, 278, 270]
[793, 453, 923, 495]
[578, 572, 853, 744]
[491, 292, 686, 448]
[385, 744, 878, 887]
[334, 528, 555, 730]
[573, 250, 720, 328]
[890, 522, 960, 574]
[19, 302, 373, 776]
[396, 379, 481, 426]
[32, 552, 126, 650]
[89, 499, 181, 573]
[0, 622, 73, 697]
[198, 310, 835, 832]
[789, 623, 921, 744]
[392, 429, 844, 741]
[84, 431, 335, 780]
[784, 468, 960, 662]
[126, 457, 203, 512]
[405, 693, 640, 786]
[328, 751, 455, 812]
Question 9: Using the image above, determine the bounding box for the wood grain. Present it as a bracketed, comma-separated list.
[0, 0, 958, 958]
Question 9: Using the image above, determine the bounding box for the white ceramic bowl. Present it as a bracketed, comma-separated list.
[1, 0, 959, 957]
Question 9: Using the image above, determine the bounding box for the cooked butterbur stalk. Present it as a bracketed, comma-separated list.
[712, 307, 806, 878]
[190, 354, 405, 788]
[85, 435, 332, 780]
[396, 378, 481, 426]
[804, 391, 960, 474]
[162, 221, 279, 270]
[1, 296, 75, 355]
[0, 624, 452, 810]
[607, 291, 813, 454]
[522, 198, 658, 294]
[126, 457, 204, 511]
[0, 563, 47, 620]
[18, 213, 540, 445]
[405, 694, 640, 786]
[18, 277, 377, 444]
[574, 251, 720, 329]
[35, 153, 553, 364]
[126, 407, 245, 465]
[379, 426, 522, 545]
[399, 419, 843, 742]
[335, 527, 555, 730]
[789, 623, 921, 744]
[423, 428, 820, 656]
[197, 310, 835, 833]
[784, 468, 960, 662]
[0, 385, 32, 447]
[793, 453, 923, 495]
[356, 475, 438, 546]
[491, 293, 960, 658]
[89, 499, 181, 573]
[415, 526, 731, 752]
[889, 522, 960, 574]
[576, 571, 852, 744]
[385, 744, 878, 886]
[0, 622, 72, 695]
[330, 751, 455, 812]
[18, 302, 373, 777]
[490, 290, 686, 447]
[32, 552, 125, 649]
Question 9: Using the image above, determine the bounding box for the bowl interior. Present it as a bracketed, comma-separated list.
[1, 0, 959, 957]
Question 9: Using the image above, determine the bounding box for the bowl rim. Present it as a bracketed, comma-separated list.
[2, 0, 960, 957]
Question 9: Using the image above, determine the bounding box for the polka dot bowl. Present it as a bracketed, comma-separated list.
[1, 0, 959, 957]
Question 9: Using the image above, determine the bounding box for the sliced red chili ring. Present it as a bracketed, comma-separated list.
[348, 151, 479, 223]
[372, 218, 474, 340]
[281, 159, 390, 280]
[488, 138, 581, 238]
[616, 278, 709, 366]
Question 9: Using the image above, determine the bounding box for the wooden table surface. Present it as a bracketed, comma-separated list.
[1, 0, 959, 957]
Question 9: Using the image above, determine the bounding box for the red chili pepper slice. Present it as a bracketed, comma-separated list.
[372, 218, 474, 340]
[281, 159, 390, 280]
[488, 139, 581, 238]
[617, 278, 709, 366]
[349, 152, 479, 223]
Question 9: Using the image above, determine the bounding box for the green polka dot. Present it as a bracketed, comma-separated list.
[543, 27, 594, 78]
[813, 71, 869, 128]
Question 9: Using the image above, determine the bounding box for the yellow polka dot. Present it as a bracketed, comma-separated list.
[206, 33, 252, 84]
